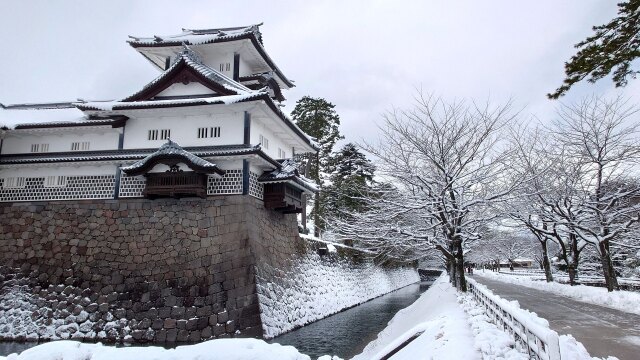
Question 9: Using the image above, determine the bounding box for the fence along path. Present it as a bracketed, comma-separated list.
[467, 278, 562, 360]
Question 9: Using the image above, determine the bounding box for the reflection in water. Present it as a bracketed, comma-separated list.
[0, 283, 429, 359]
[268, 282, 429, 359]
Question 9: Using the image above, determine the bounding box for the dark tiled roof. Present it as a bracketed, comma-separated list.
[258, 159, 318, 193]
[0, 144, 269, 165]
[128, 24, 294, 88]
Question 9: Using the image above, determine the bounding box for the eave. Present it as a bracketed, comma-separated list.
[128, 32, 294, 88]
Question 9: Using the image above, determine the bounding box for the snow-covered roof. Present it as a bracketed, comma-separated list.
[128, 25, 262, 47]
[122, 48, 253, 102]
[0, 106, 88, 130]
[0, 144, 267, 166]
[121, 139, 224, 176]
[76, 93, 266, 111]
[258, 159, 318, 193]
[128, 24, 294, 88]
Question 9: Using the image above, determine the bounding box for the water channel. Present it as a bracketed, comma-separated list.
[0, 282, 429, 359]
[268, 281, 430, 359]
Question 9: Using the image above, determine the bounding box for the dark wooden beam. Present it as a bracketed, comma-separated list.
[233, 53, 240, 81]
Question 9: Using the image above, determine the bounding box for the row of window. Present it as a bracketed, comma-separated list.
[219, 63, 231, 72]
[30, 142, 91, 153]
[23, 130, 287, 158]
[3, 175, 67, 189]
[197, 127, 221, 139]
[148, 129, 171, 141]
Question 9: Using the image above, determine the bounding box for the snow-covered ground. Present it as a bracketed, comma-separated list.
[352, 275, 479, 360]
[0, 339, 319, 360]
[476, 270, 640, 315]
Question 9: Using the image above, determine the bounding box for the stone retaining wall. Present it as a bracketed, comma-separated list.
[0, 196, 418, 343]
[0, 197, 260, 343]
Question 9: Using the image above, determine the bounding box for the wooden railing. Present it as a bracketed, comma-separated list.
[467, 278, 562, 360]
[143, 172, 207, 198]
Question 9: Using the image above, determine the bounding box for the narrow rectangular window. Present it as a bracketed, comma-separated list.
[226, 63, 231, 71]
[4, 177, 15, 188]
[148, 129, 158, 140]
[81, 142, 90, 150]
[30, 144, 49, 153]
[71, 142, 80, 151]
[211, 126, 221, 137]
[160, 129, 171, 140]
[219, 63, 224, 71]
[278, 148, 286, 158]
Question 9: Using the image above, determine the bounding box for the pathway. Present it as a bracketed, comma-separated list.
[472, 275, 640, 360]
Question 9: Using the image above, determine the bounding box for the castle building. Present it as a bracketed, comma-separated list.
[0, 24, 317, 212]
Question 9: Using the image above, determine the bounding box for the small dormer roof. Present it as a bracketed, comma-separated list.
[258, 159, 318, 193]
[121, 139, 225, 177]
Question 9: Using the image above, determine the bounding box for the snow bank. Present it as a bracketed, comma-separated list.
[352, 275, 479, 360]
[257, 248, 419, 338]
[0, 339, 310, 360]
[476, 271, 640, 315]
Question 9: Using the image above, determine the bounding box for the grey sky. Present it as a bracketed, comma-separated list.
[0, 1, 637, 144]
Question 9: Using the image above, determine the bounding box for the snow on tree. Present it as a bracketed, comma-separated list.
[331, 93, 518, 292]
[322, 143, 376, 224]
[291, 96, 344, 235]
[549, 96, 640, 291]
[549, 0, 640, 98]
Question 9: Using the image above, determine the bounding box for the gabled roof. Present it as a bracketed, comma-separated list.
[128, 24, 294, 88]
[258, 159, 318, 193]
[121, 139, 225, 176]
[122, 48, 252, 102]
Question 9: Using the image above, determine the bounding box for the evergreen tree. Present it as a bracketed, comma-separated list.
[549, 0, 640, 99]
[323, 143, 376, 218]
[290, 96, 344, 236]
[291, 96, 344, 180]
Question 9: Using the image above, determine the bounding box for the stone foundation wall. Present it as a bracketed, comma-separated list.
[0, 197, 260, 342]
[0, 196, 419, 343]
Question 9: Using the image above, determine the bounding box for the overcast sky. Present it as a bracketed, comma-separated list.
[1, 1, 638, 144]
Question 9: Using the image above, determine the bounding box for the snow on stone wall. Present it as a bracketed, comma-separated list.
[256, 248, 419, 338]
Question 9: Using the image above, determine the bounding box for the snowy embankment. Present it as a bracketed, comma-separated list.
[0, 339, 315, 360]
[476, 271, 640, 315]
[257, 239, 419, 338]
[352, 275, 479, 360]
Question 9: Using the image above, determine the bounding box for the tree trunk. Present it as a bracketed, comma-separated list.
[449, 260, 457, 288]
[567, 263, 577, 285]
[541, 239, 554, 282]
[598, 240, 620, 292]
[313, 191, 321, 237]
[452, 239, 467, 292]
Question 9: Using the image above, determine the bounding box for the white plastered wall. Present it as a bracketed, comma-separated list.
[1, 129, 120, 154]
[0, 163, 118, 179]
[123, 113, 244, 149]
[156, 82, 217, 97]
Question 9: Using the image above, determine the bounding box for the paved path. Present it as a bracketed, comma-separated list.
[472, 275, 640, 360]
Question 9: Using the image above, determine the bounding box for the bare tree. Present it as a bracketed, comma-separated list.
[551, 96, 640, 291]
[332, 94, 517, 292]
